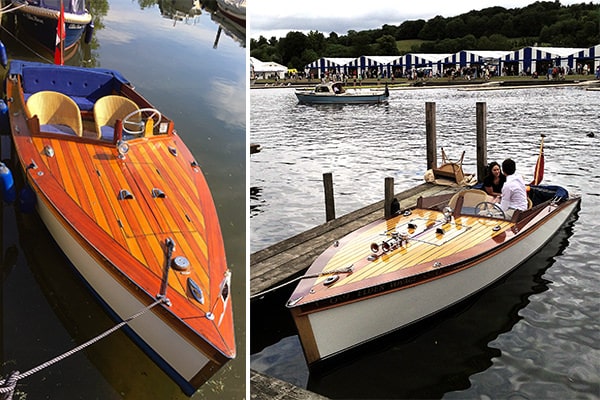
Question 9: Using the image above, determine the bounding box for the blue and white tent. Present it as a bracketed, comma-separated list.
[353, 56, 402, 78]
[509, 46, 588, 74]
[402, 53, 452, 76]
[441, 50, 512, 75]
[304, 57, 356, 79]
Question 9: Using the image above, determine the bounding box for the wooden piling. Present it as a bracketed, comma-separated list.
[323, 172, 335, 221]
[384, 177, 395, 219]
[476, 102, 487, 183]
[425, 102, 437, 170]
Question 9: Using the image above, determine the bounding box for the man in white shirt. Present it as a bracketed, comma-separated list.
[499, 158, 528, 219]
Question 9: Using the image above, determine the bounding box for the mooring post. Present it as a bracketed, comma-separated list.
[323, 172, 335, 221]
[425, 102, 437, 170]
[476, 102, 487, 183]
[384, 177, 397, 219]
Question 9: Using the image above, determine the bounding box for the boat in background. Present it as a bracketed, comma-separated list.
[216, 0, 245, 26]
[4, 60, 235, 395]
[10, 0, 93, 51]
[295, 81, 390, 105]
[287, 181, 580, 365]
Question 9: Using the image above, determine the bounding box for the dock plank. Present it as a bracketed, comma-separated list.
[250, 370, 329, 400]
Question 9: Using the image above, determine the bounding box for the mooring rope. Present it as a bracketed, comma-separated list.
[0, 297, 166, 398]
[250, 265, 353, 300]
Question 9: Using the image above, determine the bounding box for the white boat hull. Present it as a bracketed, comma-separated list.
[293, 200, 579, 362]
[34, 187, 215, 394]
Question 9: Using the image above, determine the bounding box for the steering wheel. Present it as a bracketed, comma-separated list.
[122, 108, 162, 136]
[475, 201, 506, 219]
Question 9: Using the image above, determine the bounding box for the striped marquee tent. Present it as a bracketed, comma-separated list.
[351, 55, 402, 78]
[304, 57, 356, 78]
[508, 46, 588, 74]
[441, 50, 512, 75]
[402, 53, 452, 76]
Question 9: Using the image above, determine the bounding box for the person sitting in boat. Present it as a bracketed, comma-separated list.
[499, 158, 528, 219]
[332, 83, 345, 94]
[483, 161, 506, 199]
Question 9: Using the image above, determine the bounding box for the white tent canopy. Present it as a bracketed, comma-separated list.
[250, 57, 287, 78]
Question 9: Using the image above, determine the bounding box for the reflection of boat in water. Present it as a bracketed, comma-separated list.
[5, 60, 235, 395]
[10, 0, 93, 51]
[287, 182, 580, 365]
[215, 0, 245, 26]
[157, 0, 202, 25]
[295, 81, 390, 105]
[211, 6, 245, 48]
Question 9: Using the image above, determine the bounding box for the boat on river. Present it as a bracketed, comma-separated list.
[295, 81, 390, 105]
[10, 0, 93, 51]
[4, 60, 235, 395]
[287, 181, 580, 365]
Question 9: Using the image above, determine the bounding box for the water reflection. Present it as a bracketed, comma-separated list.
[251, 210, 581, 398]
[250, 186, 264, 217]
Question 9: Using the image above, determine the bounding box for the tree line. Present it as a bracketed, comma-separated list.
[250, 1, 600, 70]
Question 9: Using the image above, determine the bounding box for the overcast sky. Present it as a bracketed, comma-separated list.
[250, 0, 598, 40]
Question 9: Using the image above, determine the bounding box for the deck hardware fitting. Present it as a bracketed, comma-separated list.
[152, 188, 166, 198]
[118, 189, 134, 200]
[43, 145, 54, 157]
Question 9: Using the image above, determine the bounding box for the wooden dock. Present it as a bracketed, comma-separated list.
[250, 370, 328, 400]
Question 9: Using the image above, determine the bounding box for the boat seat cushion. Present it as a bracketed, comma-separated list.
[22, 67, 123, 111]
[26, 91, 83, 136]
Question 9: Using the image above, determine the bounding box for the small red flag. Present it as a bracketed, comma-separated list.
[54, 1, 65, 65]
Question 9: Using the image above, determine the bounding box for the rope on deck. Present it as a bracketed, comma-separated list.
[0, 297, 167, 398]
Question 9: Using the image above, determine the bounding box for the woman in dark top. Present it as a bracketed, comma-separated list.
[483, 161, 506, 197]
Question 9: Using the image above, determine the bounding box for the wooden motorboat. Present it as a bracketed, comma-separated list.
[287, 183, 580, 365]
[295, 81, 389, 105]
[10, 0, 93, 51]
[4, 60, 235, 395]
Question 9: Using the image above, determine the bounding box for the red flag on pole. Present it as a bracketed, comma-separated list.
[54, 1, 65, 65]
[530, 134, 545, 186]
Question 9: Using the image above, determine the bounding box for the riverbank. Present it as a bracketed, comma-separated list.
[251, 74, 600, 90]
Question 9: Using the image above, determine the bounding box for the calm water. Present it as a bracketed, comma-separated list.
[0, 0, 246, 399]
[250, 85, 600, 398]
